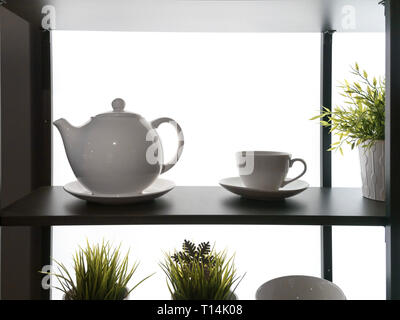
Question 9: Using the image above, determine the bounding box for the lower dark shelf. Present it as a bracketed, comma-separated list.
[0, 186, 387, 226]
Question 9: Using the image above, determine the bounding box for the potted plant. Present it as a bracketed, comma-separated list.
[160, 240, 244, 300]
[312, 63, 385, 201]
[43, 240, 153, 300]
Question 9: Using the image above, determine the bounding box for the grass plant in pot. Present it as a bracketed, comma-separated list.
[161, 240, 244, 300]
[43, 240, 153, 300]
[312, 63, 385, 201]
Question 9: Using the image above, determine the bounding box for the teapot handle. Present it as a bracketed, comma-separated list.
[150, 117, 184, 174]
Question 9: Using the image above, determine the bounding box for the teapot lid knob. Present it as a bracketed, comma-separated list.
[111, 98, 126, 112]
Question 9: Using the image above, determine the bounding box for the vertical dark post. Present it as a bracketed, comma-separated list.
[320, 30, 335, 282]
[321, 225, 332, 281]
[385, 0, 400, 300]
[1, 227, 51, 300]
[0, 6, 52, 300]
[321, 31, 333, 188]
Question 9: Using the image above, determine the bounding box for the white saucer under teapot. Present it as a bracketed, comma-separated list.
[64, 178, 175, 205]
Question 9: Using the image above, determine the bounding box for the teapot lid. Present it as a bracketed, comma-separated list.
[95, 98, 142, 118]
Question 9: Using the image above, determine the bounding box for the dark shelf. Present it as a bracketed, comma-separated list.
[0, 186, 387, 227]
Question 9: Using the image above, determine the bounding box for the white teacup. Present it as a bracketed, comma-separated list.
[236, 151, 307, 191]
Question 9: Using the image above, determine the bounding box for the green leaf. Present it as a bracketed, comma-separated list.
[309, 115, 322, 120]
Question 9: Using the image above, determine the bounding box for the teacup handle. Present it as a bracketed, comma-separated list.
[281, 158, 307, 187]
[151, 117, 185, 174]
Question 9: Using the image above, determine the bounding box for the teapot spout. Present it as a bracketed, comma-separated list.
[54, 118, 76, 135]
[53, 118, 79, 147]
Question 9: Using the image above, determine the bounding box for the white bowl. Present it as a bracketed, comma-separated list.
[255, 275, 346, 300]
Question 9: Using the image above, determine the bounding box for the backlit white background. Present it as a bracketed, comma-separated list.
[51, 31, 385, 300]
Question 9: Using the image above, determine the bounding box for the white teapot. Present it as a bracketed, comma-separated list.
[54, 98, 184, 195]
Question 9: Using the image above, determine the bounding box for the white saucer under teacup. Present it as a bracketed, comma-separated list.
[64, 178, 175, 205]
[219, 177, 309, 201]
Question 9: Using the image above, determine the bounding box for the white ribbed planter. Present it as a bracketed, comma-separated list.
[358, 140, 385, 202]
